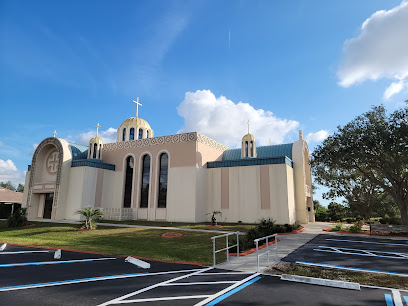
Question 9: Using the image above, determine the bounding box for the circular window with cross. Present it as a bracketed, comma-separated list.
[46, 150, 60, 175]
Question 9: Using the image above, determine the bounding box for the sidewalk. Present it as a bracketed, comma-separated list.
[216, 222, 331, 273]
[27, 218, 233, 234]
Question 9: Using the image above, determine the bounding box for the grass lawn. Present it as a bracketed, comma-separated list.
[270, 263, 408, 290]
[98, 219, 255, 233]
[0, 221, 232, 266]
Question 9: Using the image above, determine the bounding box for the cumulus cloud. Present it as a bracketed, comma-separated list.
[177, 90, 299, 148]
[337, 1, 408, 99]
[77, 127, 117, 145]
[305, 130, 329, 143]
[0, 159, 25, 186]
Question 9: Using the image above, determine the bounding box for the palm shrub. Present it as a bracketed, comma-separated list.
[75, 207, 103, 230]
[7, 207, 28, 227]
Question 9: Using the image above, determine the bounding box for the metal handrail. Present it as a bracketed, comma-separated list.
[254, 233, 278, 272]
[211, 232, 240, 267]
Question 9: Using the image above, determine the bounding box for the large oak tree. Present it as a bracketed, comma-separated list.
[311, 104, 408, 224]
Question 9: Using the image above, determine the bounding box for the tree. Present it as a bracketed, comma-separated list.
[0, 181, 16, 191]
[312, 104, 408, 224]
[17, 184, 24, 193]
[327, 202, 347, 221]
[75, 207, 103, 230]
[313, 200, 329, 221]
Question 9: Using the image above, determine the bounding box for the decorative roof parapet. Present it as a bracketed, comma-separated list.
[103, 132, 229, 152]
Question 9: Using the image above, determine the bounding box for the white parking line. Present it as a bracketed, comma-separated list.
[0, 251, 51, 255]
[0, 268, 206, 292]
[0, 257, 116, 268]
[313, 246, 408, 260]
[392, 289, 403, 306]
[162, 281, 237, 286]
[326, 238, 408, 247]
[98, 267, 214, 306]
[112, 295, 212, 304]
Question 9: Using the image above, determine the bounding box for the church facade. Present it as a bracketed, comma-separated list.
[22, 109, 315, 224]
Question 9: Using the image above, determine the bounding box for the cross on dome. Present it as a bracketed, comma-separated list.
[53, 130, 57, 137]
[96, 123, 101, 137]
[132, 97, 142, 118]
[247, 120, 250, 134]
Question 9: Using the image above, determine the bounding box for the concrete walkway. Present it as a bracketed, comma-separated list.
[28, 218, 233, 234]
[216, 222, 332, 273]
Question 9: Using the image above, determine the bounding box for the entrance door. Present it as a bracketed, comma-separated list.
[43, 193, 54, 219]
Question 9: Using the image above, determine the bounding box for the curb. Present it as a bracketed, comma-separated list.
[280, 274, 361, 290]
[229, 238, 281, 256]
[278, 226, 306, 235]
[2, 242, 203, 267]
[323, 228, 408, 238]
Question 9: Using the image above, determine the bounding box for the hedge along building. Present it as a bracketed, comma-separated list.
[22, 100, 314, 224]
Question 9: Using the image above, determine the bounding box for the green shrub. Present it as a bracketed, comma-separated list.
[348, 220, 364, 233]
[332, 221, 344, 231]
[7, 207, 28, 227]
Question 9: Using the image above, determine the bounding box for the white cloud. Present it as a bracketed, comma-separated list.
[177, 90, 299, 148]
[337, 1, 408, 99]
[0, 159, 25, 186]
[305, 130, 329, 143]
[77, 127, 117, 145]
[30, 143, 39, 155]
[0, 141, 3, 147]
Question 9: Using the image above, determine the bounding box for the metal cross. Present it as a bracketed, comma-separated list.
[53, 130, 57, 137]
[133, 97, 142, 118]
[96, 123, 101, 137]
[247, 120, 250, 134]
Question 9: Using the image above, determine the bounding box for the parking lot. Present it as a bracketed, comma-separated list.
[0, 243, 407, 305]
[283, 234, 408, 276]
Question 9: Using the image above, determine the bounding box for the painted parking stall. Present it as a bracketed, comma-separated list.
[1, 243, 407, 305]
[283, 234, 408, 275]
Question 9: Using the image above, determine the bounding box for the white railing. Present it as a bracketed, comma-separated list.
[211, 232, 240, 267]
[254, 234, 278, 272]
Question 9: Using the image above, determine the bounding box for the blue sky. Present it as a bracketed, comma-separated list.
[1, 0, 407, 205]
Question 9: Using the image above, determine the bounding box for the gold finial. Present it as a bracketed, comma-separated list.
[132, 97, 142, 118]
[53, 130, 57, 138]
[96, 123, 101, 137]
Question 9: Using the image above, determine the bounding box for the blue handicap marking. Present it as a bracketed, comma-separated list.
[403, 295, 408, 305]
[384, 294, 393, 306]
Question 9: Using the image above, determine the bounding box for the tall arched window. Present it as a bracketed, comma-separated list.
[93, 143, 97, 159]
[140, 155, 150, 208]
[245, 141, 248, 157]
[122, 128, 126, 141]
[138, 128, 143, 139]
[129, 128, 135, 140]
[157, 153, 168, 208]
[146, 130, 149, 138]
[250, 141, 253, 157]
[99, 144, 102, 159]
[123, 156, 134, 208]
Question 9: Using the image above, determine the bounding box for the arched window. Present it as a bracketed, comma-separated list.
[138, 128, 143, 139]
[250, 141, 253, 157]
[146, 130, 149, 138]
[140, 155, 150, 208]
[157, 153, 168, 208]
[245, 141, 248, 157]
[99, 144, 102, 159]
[93, 143, 97, 159]
[123, 156, 134, 208]
[129, 128, 135, 140]
[122, 128, 126, 141]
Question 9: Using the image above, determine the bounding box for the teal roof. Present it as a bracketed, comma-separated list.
[222, 143, 293, 161]
[69, 143, 89, 160]
[208, 156, 293, 169]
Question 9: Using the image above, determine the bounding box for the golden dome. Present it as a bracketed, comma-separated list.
[90, 136, 103, 144]
[120, 117, 151, 130]
[242, 133, 255, 142]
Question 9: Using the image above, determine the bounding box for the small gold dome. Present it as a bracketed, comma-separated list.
[242, 133, 255, 142]
[120, 117, 151, 130]
[90, 136, 103, 144]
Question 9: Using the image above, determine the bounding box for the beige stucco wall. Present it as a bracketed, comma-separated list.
[206, 164, 295, 224]
[22, 170, 31, 208]
[65, 167, 86, 221]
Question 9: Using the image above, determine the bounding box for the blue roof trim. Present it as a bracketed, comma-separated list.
[69, 143, 89, 161]
[222, 143, 293, 161]
[207, 156, 293, 169]
[71, 159, 115, 171]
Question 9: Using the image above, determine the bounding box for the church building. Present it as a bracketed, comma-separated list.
[22, 100, 315, 224]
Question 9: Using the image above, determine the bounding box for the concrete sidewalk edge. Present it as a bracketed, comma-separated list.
[280, 274, 361, 290]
